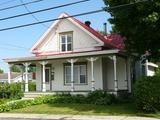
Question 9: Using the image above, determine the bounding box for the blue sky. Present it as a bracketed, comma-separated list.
[0, 0, 112, 72]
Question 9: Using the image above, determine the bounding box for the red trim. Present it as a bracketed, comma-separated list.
[31, 13, 124, 53]
[65, 13, 124, 49]
[36, 49, 103, 56]
[4, 49, 104, 61]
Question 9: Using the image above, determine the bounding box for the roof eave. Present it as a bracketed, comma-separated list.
[4, 49, 120, 64]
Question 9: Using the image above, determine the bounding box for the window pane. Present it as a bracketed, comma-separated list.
[65, 66, 71, 84]
[80, 65, 86, 75]
[67, 35, 72, 43]
[61, 36, 65, 43]
[62, 44, 66, 51]
[66, 75, 71, 83]
[65, 66, 71, 74]
[80, 75, 86, 83]
[67, 44, 72, 51]
[74, 66, 79, 83]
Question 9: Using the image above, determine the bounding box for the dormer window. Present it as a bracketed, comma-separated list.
[60, 32, 72, 52]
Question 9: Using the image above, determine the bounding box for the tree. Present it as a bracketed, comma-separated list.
[103, 0, 160, 61]
[11, 65, 21, 73]
[0, 68, 4, 74]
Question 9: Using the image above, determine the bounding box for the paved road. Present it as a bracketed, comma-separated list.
[0, 113, 159, 120]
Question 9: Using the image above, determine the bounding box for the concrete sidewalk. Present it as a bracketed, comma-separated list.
[0, 113, 159, 120]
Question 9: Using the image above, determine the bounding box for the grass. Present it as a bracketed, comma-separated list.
[9, 103, 160, 118]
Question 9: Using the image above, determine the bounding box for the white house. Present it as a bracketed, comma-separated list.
[0, 72, 35, 83]
[3, 13, 156, 95]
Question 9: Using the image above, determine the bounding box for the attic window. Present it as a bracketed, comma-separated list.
[60, 32, 72, 52]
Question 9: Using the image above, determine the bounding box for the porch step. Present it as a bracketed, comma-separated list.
[22, 92, 56, 99]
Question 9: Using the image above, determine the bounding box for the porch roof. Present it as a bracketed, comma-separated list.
[4, 49, 119, 64]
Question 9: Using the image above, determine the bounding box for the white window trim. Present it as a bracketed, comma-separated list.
[60, 33, 73, 53]
[64, 64, 87, 85]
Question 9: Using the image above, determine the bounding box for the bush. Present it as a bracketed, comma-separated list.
[28, 81, 36, 91]
[134, 76, 160, 112]
[0, 83, 23, 99]
[0, 90, 118, 113]
[87, 90, 116, 105]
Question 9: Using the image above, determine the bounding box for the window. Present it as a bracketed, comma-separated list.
[64, 63, 87, 85]
[60, 33, 72, 52]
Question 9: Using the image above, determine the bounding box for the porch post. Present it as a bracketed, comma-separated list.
[39, 61, 48, 92]
[113, 55, 118, 96]
[8, 64, 12, 84]
[23, 63, 31, 92]
[145, 59, 148, 76]
[127, 58, 132, 93]
[87, 57, 98, 91]
[67, 59, 77, 92]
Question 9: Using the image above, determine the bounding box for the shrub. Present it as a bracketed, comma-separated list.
[0, 83, 23, 99]
[87, 90, 116, 105]
[28, 81, 36, 91]
[134, 76, 160, 112]
[0, 91, 117, 113]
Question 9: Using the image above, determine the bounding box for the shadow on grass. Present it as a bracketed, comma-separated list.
[9, 103, 160, 118]
[46, 103, 138, 115]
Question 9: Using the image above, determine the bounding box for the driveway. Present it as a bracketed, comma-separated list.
[0, 113, 159, 120]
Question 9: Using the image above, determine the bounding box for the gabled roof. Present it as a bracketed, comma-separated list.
[31, 13, 124, 52]
[68, 13, 124, 49]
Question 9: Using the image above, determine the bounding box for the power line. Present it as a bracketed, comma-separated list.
[19, 0, 48, 28]
[0, 0, 91, 21]
[0, 0, 149, 32]
[0, 9, 104, 32]
[105, 0, 148, 11]
[0, 0, 45, 12]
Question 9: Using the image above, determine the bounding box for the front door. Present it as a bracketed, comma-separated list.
[45, 67, 51, 91]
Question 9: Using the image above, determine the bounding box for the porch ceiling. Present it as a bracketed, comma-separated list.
[4, 49, 119, 64]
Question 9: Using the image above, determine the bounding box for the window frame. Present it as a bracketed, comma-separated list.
[59, 32, 73, 53]
[64, 62, 87, 85]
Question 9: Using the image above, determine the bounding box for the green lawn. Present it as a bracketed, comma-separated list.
[9, 103, 160, 118]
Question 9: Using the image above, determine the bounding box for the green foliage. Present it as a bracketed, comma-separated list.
[11, 65, 21, 73]
[0, 68, 4, 73]
[0, 99, 11, 105]
[43, 94, 85, 104]
[0, 96, 53, 112]
[155, 67, 160, 77]
[0, 90, 133, 113]
[28, 81, 36, 91]
[134, 76, 160, 112]
[0, 83, 23, 99]
[87, 90, 116, 105]
[103, 0, 160, 60]
[21, 81, 36, 92]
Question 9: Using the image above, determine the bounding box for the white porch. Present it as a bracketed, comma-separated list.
[6, 50, 132, 95]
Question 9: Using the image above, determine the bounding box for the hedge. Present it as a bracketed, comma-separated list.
[0, 82, 23, 99]
[134, 76, 160, 112]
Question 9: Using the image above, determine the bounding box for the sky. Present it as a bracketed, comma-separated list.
[0, 0, 112, 72]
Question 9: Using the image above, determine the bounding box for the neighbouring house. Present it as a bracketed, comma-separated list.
[3, 13, 158, 95]
[0, 72, 35, 83]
